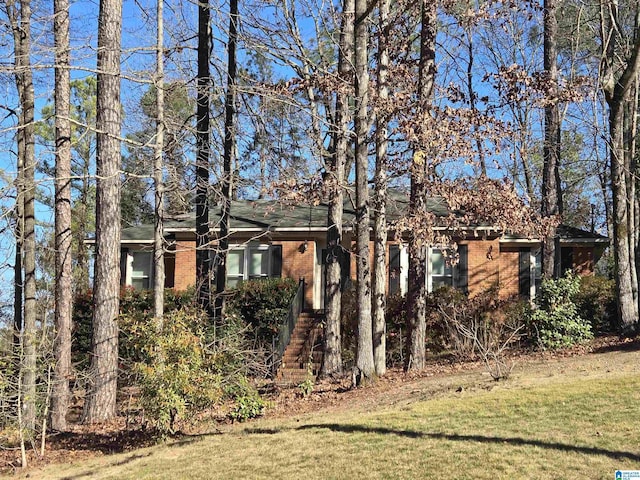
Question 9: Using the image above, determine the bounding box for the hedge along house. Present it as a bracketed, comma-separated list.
[119, 190, 609, 308]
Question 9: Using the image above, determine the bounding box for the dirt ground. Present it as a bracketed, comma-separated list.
[2, 335, 639, 476]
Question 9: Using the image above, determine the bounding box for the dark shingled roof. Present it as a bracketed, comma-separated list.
[120, 190, 607, 244]
[122, 190, 447, 241]
[556, 224, 608, 241]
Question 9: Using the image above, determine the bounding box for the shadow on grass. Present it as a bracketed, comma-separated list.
[59, 453, 151, 480]
[296, 424, 640, 462]
[592, 337, 640, 354]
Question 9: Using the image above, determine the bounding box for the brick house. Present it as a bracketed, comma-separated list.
[119, 192, 609, 308]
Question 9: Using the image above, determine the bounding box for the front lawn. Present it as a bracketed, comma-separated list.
[26, 347, 640, 480]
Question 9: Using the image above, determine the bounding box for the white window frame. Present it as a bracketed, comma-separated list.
[426, 246, 455, 293]
[226, 243, 272, 287]
[126, 250, 153, 290]
[532, 248, 542, 299]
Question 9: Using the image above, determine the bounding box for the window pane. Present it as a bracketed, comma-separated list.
[249, 250, 268, 276]
[132, 277, 149, 290]
[534, 250, 542, 279]
[132, 252, 151, 277]
[226, 277, 243, 288]
[228, 250, 244, 276]
[432, 276, 453, 289]
[431, 249, 452, 276]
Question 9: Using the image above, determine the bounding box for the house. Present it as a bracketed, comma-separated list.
[119, 190, 609, 308]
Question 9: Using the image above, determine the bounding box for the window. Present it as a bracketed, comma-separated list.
[560, 247, 574, 275]
[226, 244, 282, 287]
[226, 249, 245, 288]
[389, 245, 401, 295]
[519, 248, 541, 299]
[431, 248, 453, 289]
[427, 245, 468, 294]
[248, 249, 269, 280]
[131, 251, 152, 290]
[534, 249, 542, 293]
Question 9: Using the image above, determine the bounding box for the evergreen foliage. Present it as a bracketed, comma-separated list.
[527, 273, 593, 349]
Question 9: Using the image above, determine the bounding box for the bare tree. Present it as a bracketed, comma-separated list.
[600, 0, 640, 333]
[406, 0, 436, 372]
[353, 0, 375, 384]
[321, 0, 354, 378]
[153, 0, 165, 323]
[215, 0, 238, 316]
[51, 0, 72, 431]
[83, 0, 122, 423]
[372, 0, 390, 376]
[5, 0, 37, 431]
[541, 0, 563, 278]
[196, 0, 212, 312]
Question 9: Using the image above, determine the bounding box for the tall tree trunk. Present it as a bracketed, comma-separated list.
[215, 0, 238, 316]
[321, 0, 354, 378]
[196, 0, 212, 312]
[13, 208, 22, 351]
[610, 101, 639, 333]
[372, 0, 390, 377]
[541, 0, 562, 279]
[51, 0, 72, 432]
[353, 0, 374, 384]
[153, 0, 165, 323]
[12, 82, 24, 351]
[83, 0, 122, 423]
[465, 28, 485, 175]
[624, 91, 638, 310]
[6, 0, 37, 431]
[406, 0, 436, 372]
[601, 0, 640, 334]
[76, 167, 91, 293]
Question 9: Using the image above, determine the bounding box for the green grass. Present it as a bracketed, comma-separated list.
[28, 372, 640, 480]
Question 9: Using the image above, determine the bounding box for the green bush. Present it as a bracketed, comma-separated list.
[574, 275, 617, 333]
[527, 273, 593, 350]
[225, 278, 298, 344]
[228, 379, 267, 422]
[133, 308, 223, 434]
[72, 287, 196, 368]
[128, 307, 267, 433]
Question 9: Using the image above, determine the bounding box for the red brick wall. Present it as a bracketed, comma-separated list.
[466, 238, 500, 296]
[499, 246, 521, 298]
[277, 239, 316, 307]
[170, 234, 598, 306]
[171, 236, 318, 307]
[174, 238, 196, 291]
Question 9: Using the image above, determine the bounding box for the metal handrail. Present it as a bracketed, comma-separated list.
[272, 278, 305, 376]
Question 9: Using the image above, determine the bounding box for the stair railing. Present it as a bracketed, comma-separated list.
[272, 277, 305, 376]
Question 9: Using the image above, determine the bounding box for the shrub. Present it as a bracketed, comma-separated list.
[72, 287, 196, 368]
[229, 393, 267, 422]
[574, 275, 617, 333]
[225, 278, 298, 344]
[129, 307, 268, 433]
[385, 294, 407, 368]
[428, 286, 524, 379]
[526, 273, 593, 350]
[338, 283, 364, 370]
[133, 308, 223, 434]
[226, 377, 267, 422]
